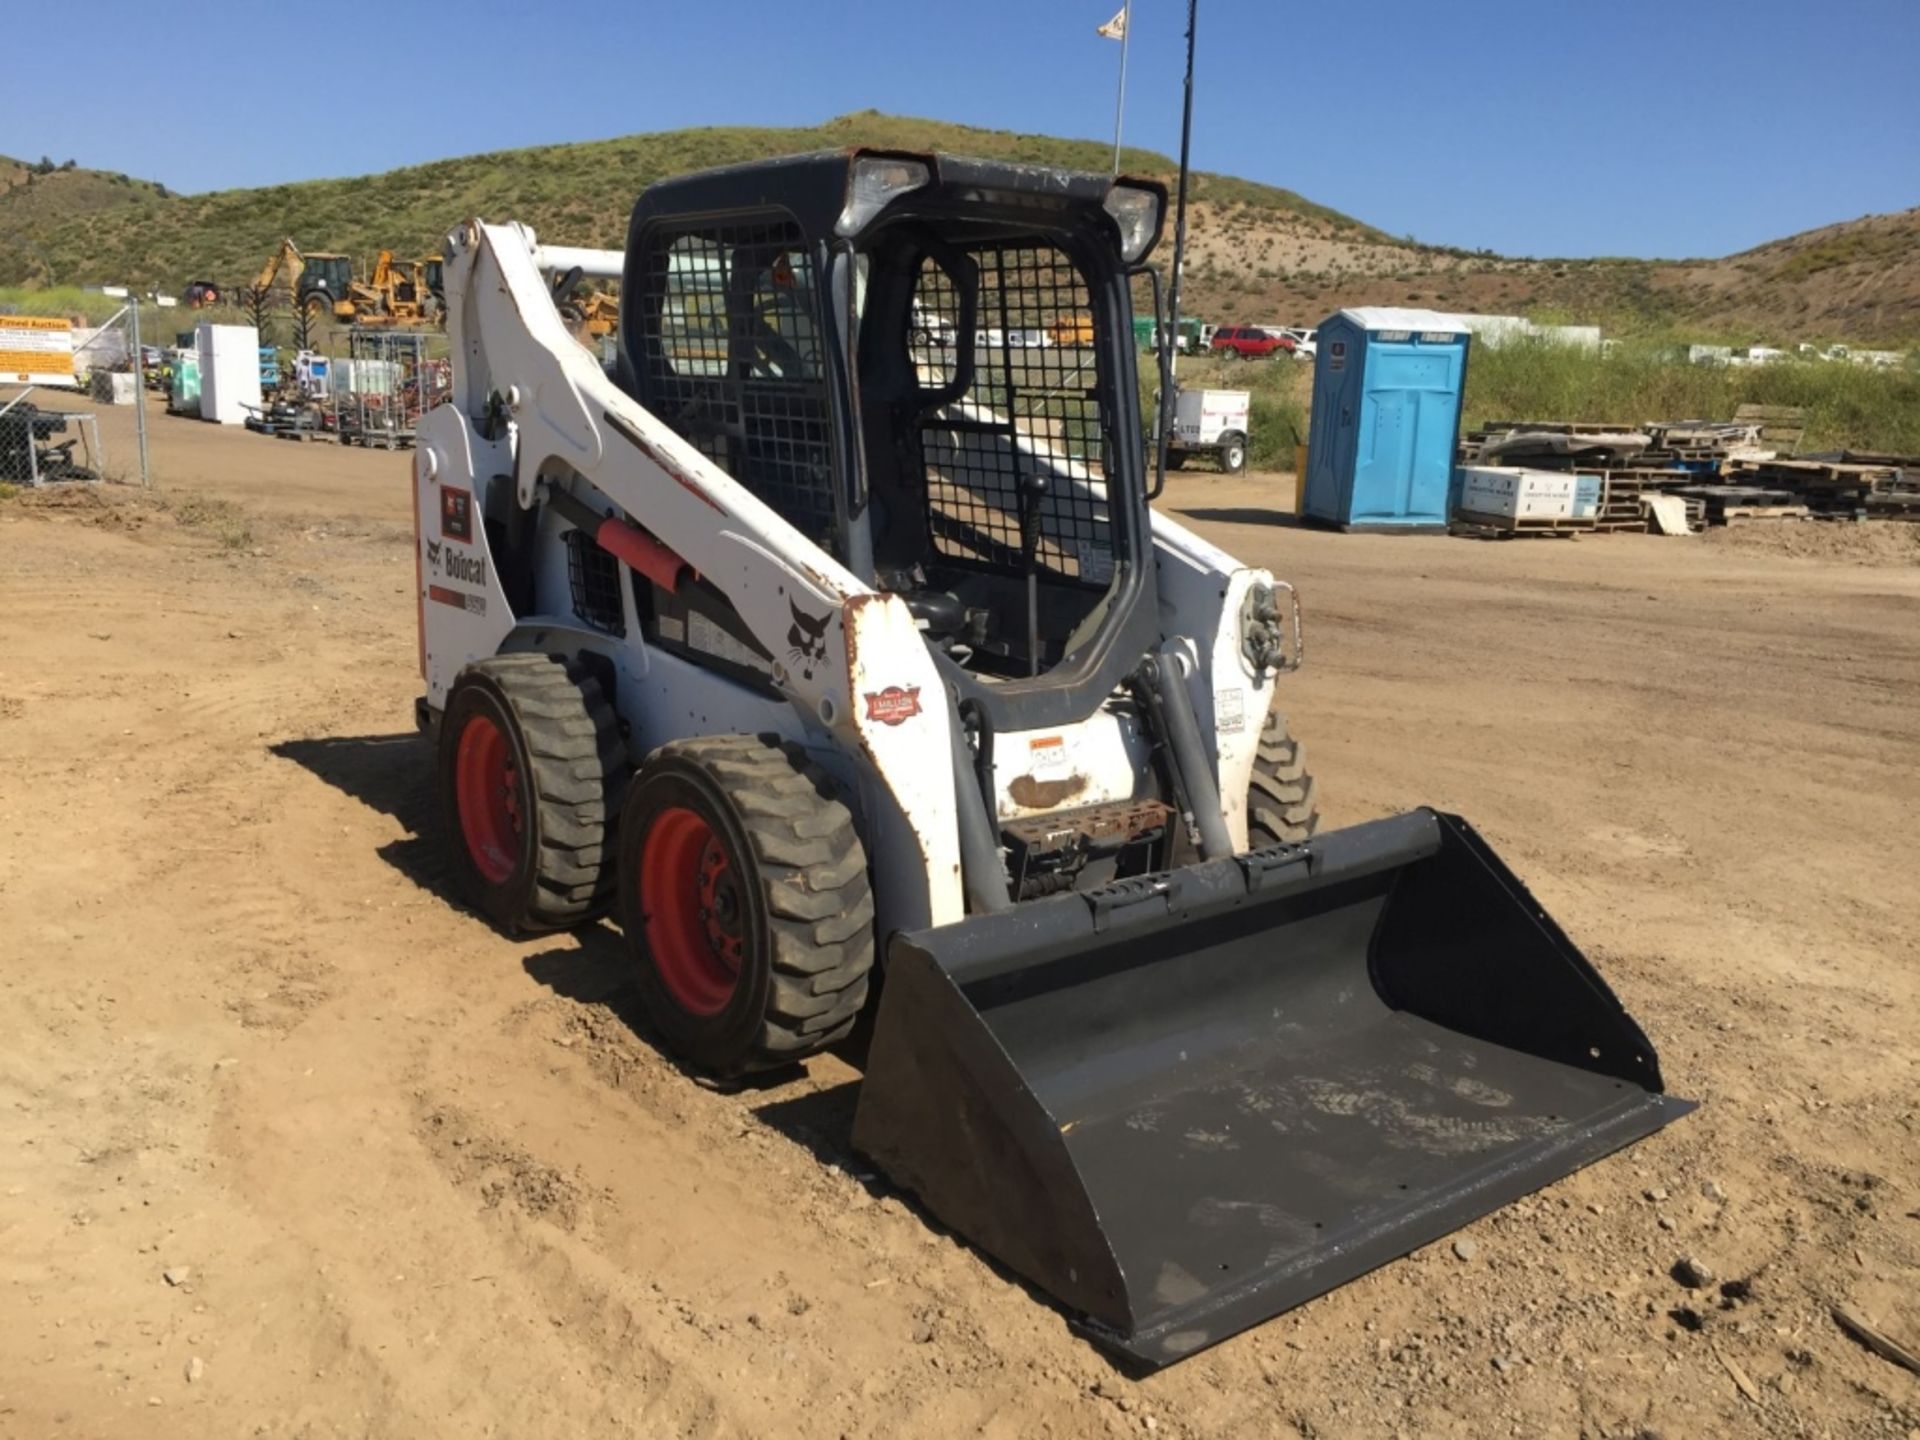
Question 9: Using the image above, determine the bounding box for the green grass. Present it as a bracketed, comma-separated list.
[1461, 339, 1920, 453]
[0, 112, 1380, 293]
[1134, 340, 1920, 467]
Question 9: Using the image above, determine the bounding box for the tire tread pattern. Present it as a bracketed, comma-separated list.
[1246, 704, 1320, 846]
[650, 734, 874, 1067]
[465, 653, 624, 929]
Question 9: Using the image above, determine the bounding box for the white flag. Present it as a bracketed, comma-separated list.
[1097, 6, 1127, 39]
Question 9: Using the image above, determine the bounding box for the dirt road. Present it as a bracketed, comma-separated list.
[3, 399, 1918, 1438]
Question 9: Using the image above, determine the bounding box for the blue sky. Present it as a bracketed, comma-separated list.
[5, 0, 1915, 259]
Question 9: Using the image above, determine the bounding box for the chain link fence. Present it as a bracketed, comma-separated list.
[0, 297, 152, 488]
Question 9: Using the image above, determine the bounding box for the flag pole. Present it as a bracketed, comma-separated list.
[1165, 0, 1197, 384]
[1110, 0, 1133, 173]
[1151, 0, 1198, 499]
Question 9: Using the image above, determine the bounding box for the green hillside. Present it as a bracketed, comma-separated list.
[0, 112, 1377, 291]
[0, 155, 173, 283]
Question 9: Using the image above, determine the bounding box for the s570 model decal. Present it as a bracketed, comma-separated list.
[428, 583, 486, 616]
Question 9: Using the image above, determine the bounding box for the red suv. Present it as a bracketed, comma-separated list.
[1209, 325, 1294, 360]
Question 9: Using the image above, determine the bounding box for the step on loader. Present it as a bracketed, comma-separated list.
[409, 150, 1692, 1367]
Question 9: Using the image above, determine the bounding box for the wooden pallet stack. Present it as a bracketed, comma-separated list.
[1450, 413, 1919, 535]
[1800, 452, 1920, 521]
[1732, 403, 1809, 454]
[1719, 456, 1908, 522]
[1594, 469, 1707, 533]
[1457, 421, 1649, 469]
[1449, 512, 1599, 539]
[1669, 484, 1813, 524]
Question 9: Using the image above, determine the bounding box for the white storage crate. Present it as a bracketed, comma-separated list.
[1457, 466, 1576, 521]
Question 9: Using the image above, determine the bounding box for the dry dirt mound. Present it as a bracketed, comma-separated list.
[1702, 519, 1920, 566]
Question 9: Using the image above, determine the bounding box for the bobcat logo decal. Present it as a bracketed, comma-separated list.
[425, 539, 442, 570]
[786, 599, 831, 681]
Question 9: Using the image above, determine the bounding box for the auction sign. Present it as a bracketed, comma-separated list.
[0, 315, 77, 387]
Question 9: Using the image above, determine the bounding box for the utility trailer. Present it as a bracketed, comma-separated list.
[1160, 384, 1251, 472]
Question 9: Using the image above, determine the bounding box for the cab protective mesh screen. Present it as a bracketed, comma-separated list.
[637, 221, 837, 546]
[911, 243, 1114, 586]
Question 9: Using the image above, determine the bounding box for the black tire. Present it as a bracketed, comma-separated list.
[303, 294, 332, 335]
[438, 653, 625, 934]
[1218, 433, 1248, 474]
[1164, 449, 1188, 471]
[1246, 703, 1320, 847]
[619, 735, 874, 1075]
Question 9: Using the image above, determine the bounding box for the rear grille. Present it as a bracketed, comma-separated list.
[566, 528, 626, 636]
[914, 242, 1114, 587]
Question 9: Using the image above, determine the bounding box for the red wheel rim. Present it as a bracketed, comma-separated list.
[640, 806, 744, 1016]
[455, 713, 524, 885]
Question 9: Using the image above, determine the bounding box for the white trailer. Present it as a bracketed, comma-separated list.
[1160, 385, 1251, 472]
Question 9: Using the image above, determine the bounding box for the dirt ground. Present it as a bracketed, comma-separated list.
[3, 394, 1918, 1440]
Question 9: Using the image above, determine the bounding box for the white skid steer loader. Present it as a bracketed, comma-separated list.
[411, 150, 1691, 1367]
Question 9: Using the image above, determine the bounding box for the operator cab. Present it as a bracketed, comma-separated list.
[301, 254, 353, 301]
[618, 151, 1168, 729]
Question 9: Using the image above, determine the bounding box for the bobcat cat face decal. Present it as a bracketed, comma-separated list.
[786, 599, 831, 681]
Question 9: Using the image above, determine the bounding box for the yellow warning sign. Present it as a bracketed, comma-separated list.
[0, 315, 78, 387]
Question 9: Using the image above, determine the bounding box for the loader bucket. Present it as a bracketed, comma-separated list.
[852, 809, 1693, 1368]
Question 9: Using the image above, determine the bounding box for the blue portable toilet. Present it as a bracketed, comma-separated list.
[1302, 308, 1472, 531]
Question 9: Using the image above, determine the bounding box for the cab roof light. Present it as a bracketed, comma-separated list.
[1103, 183, 1163, 264]
[837, 157, 933, 237]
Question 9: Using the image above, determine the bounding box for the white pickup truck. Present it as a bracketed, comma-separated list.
[1275, 326, 1317, 360]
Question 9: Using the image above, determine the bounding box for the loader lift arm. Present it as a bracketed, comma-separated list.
[425, 213, 967, 935]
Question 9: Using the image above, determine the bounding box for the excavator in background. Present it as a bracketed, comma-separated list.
[356, 249, 438, 328]
[253, 237, 356, 325]
[548, 261, 617, 338]
[251, 238, 442, 329]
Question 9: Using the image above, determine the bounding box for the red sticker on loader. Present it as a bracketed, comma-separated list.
[440, 486, 473, 542]
[863, 686, 923, 726]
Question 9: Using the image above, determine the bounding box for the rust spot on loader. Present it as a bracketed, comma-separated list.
[1008, 772, 1090, 809]
[841, 591, 890, 674]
